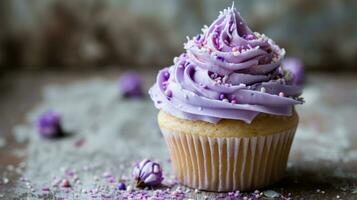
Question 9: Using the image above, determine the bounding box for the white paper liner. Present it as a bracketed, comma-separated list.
[162, 128, 296, 192]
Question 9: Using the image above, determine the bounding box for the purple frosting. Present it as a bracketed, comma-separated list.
[149, 5, 303, 124]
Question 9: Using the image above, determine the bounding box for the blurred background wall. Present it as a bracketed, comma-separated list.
[0, 0, 356, 71]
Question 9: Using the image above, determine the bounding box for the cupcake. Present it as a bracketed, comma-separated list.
[149, 4, 303, 192]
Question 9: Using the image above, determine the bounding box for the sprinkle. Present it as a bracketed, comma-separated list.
[260, 87, 266, 93]
[279, 92, 285, 97]
[164, 90, 173, 98]
[222, 75, 228, 83]
[216, 56, 225, 62]
[126, 185, 133, 192]
[101, 193, 111, 198]
[233, 51, 240, 56]
[222, 99, 229, 103]
[231, 100, 237, 104]
[219, 94, 225, 100]
[2, 178, 9, 184]
[336, 195, 340, 199]
[61, 179, 71, 188]
[173, 57, 179, 63]
[198, 107, 203, 111]
[164, 71, 170, 79]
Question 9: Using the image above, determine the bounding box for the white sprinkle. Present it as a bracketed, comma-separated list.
[222, 99, 229, 103]
[194, 189, 199, 193]
[126, 185, 132, 192]
[260, 87, 266, 93]
[2, 178, 9, 184]
[198, 107, 203, 111]
[316, 189, 320, 193]
[336, 195, 340, 199]
[279, 92, 285, 97]
[233, 51, 240, 56]
[222, 75, 228, 83]
[173, 57, 179, 63]
[321, 191, 325, 194]
[239, 83, 246, 87]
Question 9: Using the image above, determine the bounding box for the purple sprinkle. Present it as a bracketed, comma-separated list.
[216, 56, 225, 62]
[164, 90, 173, 98]
[163, 71, 170, 79]
[36, 111, 63, 138]
[219, 94, 225, 100]
[74, 138, 86, 147]
[101, 193, 111, 198]
[117, 182, 126, 190]
[244, 33, 257, 40]
[65, 169, 76, 177]
[118, 72, 144, 98]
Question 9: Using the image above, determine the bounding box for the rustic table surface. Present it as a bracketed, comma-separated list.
[0, 70, 356, 200]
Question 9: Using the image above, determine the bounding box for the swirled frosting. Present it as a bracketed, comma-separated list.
[149, 5, 303, 123]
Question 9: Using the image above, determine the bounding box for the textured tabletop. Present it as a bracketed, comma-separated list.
[0, 71, 356, 199]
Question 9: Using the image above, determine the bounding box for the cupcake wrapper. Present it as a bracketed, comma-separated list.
[161, 128, 296, 192]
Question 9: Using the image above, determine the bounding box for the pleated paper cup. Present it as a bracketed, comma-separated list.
[161, 128, 296, 192]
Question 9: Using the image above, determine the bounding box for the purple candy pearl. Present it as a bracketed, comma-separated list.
[36, 111, 62, 138]
[282, 57, 304, 85]
[118, 72, 144, 98]
[117, 182, 126, 190]
[132, 159, 163, 188]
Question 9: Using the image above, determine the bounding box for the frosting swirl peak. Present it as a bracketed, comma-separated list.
[149, 5, 303, 123]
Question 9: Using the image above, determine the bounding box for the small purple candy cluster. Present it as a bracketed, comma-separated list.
[118, 72, 144, 98]
[133, 159, 164, 188]
[36, 111, 63, 138]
